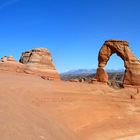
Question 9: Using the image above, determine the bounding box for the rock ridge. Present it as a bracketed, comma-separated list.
[0, 48, 60, 80]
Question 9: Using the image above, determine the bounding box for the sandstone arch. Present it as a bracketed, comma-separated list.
[95, 40, 140, 86]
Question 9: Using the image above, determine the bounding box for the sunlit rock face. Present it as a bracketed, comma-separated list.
[0, 48, 60, 80]
[19, 48, 60, 80]
[1, 56, 16, 62]
[95, 40, 140, 86]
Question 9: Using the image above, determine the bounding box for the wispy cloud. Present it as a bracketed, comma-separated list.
[0, 0, 20, 10]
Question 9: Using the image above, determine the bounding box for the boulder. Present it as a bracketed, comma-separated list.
[95, 40, 140, 86]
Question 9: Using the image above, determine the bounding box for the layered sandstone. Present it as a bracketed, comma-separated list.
[19, 48, 55, 69]
[19, 48, 60, 80]
[0, 48, 60, 80]
[95, 40, 140, 86]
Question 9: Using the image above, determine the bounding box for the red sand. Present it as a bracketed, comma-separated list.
[1, 71, 140, 140]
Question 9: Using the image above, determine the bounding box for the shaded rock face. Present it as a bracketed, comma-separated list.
[95, 40, 140, 86]
[0, 48, 60, 80]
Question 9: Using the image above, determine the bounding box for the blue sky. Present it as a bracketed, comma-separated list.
[0, 0, 140, 72]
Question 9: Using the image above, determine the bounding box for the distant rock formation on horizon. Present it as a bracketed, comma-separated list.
[95, 40, 140, 86]
[0, 48, 60, 80]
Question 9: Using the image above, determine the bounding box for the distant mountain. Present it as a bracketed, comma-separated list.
[105, 69, 124, 73]
[60, 69, 96, 76]
[60, 68, 124, 76]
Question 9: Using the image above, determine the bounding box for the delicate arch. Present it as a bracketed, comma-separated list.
[95, 40, 140, 86]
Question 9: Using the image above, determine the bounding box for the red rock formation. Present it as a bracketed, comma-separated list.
[19, 48, 55, 69]
[19, 48, 60, 80]
[0, 48, 60, 80]
[1, 56, 16, 62]
[95, 40, 140, 86]
[0, 56, 24, 73]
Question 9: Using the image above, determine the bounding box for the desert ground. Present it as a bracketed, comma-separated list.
[1, 71, 140, 140]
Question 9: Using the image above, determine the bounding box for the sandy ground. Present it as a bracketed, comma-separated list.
[1, 71, 140, 140]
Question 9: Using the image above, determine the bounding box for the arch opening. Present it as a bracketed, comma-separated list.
[105, 54, 125, 88]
